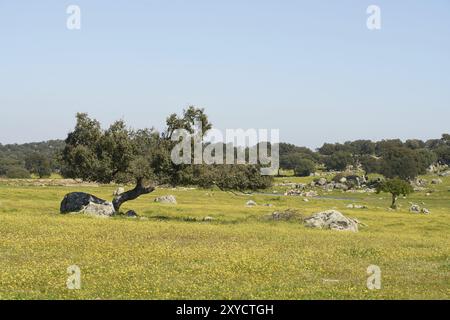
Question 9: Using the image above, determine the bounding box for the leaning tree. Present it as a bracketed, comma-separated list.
[61, 107, 211, 212]
[61, 113, 157, 211]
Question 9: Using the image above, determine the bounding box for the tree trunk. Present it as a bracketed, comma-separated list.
[112, 178, 155, 211]
[391, 194, 398, 209]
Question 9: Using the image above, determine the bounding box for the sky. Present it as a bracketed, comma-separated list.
[0, 0, 449, 149]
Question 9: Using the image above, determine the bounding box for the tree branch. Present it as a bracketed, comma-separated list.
[112, 178, 156, 211]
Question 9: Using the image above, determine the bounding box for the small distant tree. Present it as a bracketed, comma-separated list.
[376, 178, 413, 209]
[293, 159, 315, 177]
[25, 153, 52, 178]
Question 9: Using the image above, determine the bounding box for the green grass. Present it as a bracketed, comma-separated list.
[0, 175, 449, 299]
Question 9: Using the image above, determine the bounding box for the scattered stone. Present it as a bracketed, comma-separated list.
[284, 189, 302, 196]
[303, 198, 309, 202]
[203, 216, 215, 222]
[317, 178, 327, 186]
[263, 203, 274, 207]
[409, 204, 421, 213]
[125, 210, 138, 217]
[304, 191, 318, 197]
[439, 171, 450, 177]
[334, 183, 349, 191]
[113, 187, 125, 196]
[346, 204, 368, 209]
[304, 210, 359, 232]
[270, 209, 303, 221]
[246, 200, 257, 207]
[421, 208, 430, 214]
[412, 178, 428, 188]
[154, 195, 177, 204]
[431, 178, 443, 185]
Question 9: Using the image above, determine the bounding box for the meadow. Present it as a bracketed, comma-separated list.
[0, 174, 449, 299]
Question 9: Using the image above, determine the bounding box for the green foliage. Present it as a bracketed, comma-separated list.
[5, 166, 31, 179]
[61, 113, 161, 184]
[25, 153, 52, 178]
[323, 151, 353, 171]
[379, 147, 428, 180]
[359, 155, 381, 177]
[60, 110, 271, 192]
[293, 159, 315, 177]
[280, 152, 315, 170]
[0, 140, 63, 177]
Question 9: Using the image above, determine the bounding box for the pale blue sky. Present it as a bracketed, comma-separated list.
[0, 0, 449, 148]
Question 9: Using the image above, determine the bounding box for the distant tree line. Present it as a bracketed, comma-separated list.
[278, 134, 450, 180]
[0, 140, 64, 178]
[1, 112, 449, 192]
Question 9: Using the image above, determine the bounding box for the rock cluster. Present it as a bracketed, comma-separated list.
[409, 204, 430, 214]
[304, 210, 359, 232]
[346, 204, 368, 209]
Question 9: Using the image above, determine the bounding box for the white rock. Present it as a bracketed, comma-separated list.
[246, 200, 257, 207]
[82, 202, 115, 217]
[304, 210, 359, 232]
[154, 195, 177, 204]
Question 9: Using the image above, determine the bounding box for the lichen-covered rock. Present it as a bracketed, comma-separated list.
[304, 210, 359, 232]
[82, 202, 115, 217]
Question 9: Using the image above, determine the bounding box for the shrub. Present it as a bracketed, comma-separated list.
[293, 159, 315, 177]
[5, 166, 31, 179]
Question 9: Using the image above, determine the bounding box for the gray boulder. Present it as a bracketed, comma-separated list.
[431, 178, 442, 185]
[154, 195, 177, 204]
[304, 210, 359, 232]
[246, 200, 257, 207]
[410, 204, 421, 213]
[304, 191, 318, 197]
[335, 183, 349, 191]
[60, 192, 109, 213]
[82, 202, 115, 217]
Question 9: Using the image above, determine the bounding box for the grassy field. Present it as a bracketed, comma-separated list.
[0, 174, 449, 299]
